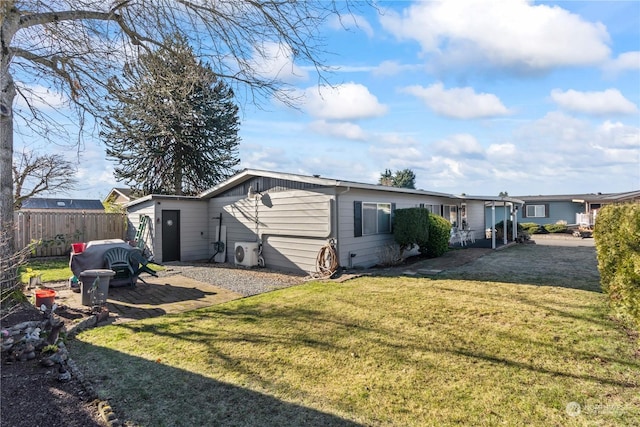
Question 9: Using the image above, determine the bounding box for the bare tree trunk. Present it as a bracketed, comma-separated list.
[0, 74, 14, 230]
[1, 4, 18, 259]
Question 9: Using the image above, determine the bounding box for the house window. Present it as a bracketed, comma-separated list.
[354, 201, 392, 236]
[443, 205, 458, 225]
[525, 204, 546, 218]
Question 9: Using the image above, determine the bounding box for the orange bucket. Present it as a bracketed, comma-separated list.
[71, 242, 86, 253]
[35, 288, 56, 309]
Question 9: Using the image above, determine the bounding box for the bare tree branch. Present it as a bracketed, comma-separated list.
[12, 150, 78, 209]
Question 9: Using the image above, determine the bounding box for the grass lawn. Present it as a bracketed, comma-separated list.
[18, 257, 163, 284]
[71, 276, 639, 426]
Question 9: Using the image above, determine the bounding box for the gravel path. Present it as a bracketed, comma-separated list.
[157, 262, 308, 297]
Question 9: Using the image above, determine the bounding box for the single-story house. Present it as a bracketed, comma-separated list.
[126, 169, 523, 274]
[484, 190, 640, 228]
[104, 188, 133, 205]
[19, 197, 105, 212]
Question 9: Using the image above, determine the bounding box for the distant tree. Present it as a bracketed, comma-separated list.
[394, 169, 416, 189]
[379, 168, 416, 189]
[12, 150, 77, 210]
[499, 191, 509, 197]
[379, 169, 394, 186]
[102, 35, 241, 196]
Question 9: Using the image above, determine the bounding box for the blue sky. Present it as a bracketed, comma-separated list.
[14, 0, 640, 200]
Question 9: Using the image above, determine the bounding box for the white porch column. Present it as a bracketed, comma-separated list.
[503, 203, 508, 245]
[512, 204, 518, 241]
[491, 201, 496, 249]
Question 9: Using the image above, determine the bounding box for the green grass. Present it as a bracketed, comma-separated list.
[18, 258, 164, 284]
[19, 258, 72, 283]
[71, 277, 639, 426]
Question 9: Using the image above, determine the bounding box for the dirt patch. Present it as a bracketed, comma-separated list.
[1, 303, 104, 427]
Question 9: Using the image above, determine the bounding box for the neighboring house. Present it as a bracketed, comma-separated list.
[104, 188, 133, 205]
[126, 169, 523, 274]
[19, 197, 105, 212]
[484, 190, 640, 228]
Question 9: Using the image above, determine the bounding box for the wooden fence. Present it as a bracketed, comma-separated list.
[14, 211, 128, 257]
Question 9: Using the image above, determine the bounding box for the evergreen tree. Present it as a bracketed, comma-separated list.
[393, 168, 417, 189]
[379, 168, 416, 189]
[102, 35, 240, 196]
[379, 169, 394, 186]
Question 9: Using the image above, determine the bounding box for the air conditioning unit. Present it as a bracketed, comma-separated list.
[234, 242, 259, 267]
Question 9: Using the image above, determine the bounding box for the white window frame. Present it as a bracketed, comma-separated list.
[526, 204, 546, 218]
[362, 202, 392, 235]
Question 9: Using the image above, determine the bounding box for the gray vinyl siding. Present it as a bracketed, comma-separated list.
[208, 190, 334, 273]
[128, 199, 208, 263]
[464, 201, 486, 240]
[262, 235, 328, 273]
[484, 203, 515, 229]
[485, 201, 584, 228]
[337, 189, 455, 269]
[126, 202, 156, 256]
[521, 201, 583, 225]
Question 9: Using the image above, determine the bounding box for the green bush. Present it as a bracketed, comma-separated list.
[520, 222, 543, 234]
[494, 220, 523, 241]
[423, 215, 451, 258]
[393, 208, 430, 254]
[543, 223, 568, 233]
[595, 203, 640, 330]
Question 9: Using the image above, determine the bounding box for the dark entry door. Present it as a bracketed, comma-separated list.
[162, 210, 180, 262]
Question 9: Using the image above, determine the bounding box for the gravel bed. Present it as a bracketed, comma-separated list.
[157, 262, 309, 297]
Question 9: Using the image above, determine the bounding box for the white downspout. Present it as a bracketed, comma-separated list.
[335, 185, 351, 267]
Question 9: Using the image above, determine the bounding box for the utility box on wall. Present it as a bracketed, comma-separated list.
[234, 242, 259, 267]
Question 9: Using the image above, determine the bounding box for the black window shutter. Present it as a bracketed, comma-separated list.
[354, 201, 362, 237]
[522, 205, 528, 218]
[544, 203, 550, 218]
[391, 202, 396, 232]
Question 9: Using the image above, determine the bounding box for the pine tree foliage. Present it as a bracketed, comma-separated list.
[379, 168, 416, 189]
[102, 36, 240, 196]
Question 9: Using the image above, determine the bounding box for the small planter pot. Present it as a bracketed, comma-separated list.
[28, 275, 42, 289]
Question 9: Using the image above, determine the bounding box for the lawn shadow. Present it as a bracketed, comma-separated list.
[71, 342, 361, 427]
[107, 281, 218, 305]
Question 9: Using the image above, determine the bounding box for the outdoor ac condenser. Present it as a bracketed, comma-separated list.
[234, 242, 259, 267]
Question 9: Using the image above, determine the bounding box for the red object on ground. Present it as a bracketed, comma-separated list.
[35, 289, 56, 309]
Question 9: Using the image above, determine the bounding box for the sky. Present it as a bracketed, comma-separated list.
[13, 0, 640, 200]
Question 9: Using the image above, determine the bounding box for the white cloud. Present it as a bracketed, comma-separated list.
[402, 83, 510, 119]
[604, 51, 640, 75]
[14, 84, 68, 111]
[329, 14, 374, 38]
[308, 120, 367, 141]
[300, 83, 388, 120]
[551, 88, 638, 115]
[431, 133, 485, 158]
[487, 143, 517, 158]
[380, 0, 610, 73]
[250, 42, 308, 84]
[372, 60, 422, 77]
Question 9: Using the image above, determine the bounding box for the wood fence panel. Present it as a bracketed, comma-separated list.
[14, 211, 127, 257]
